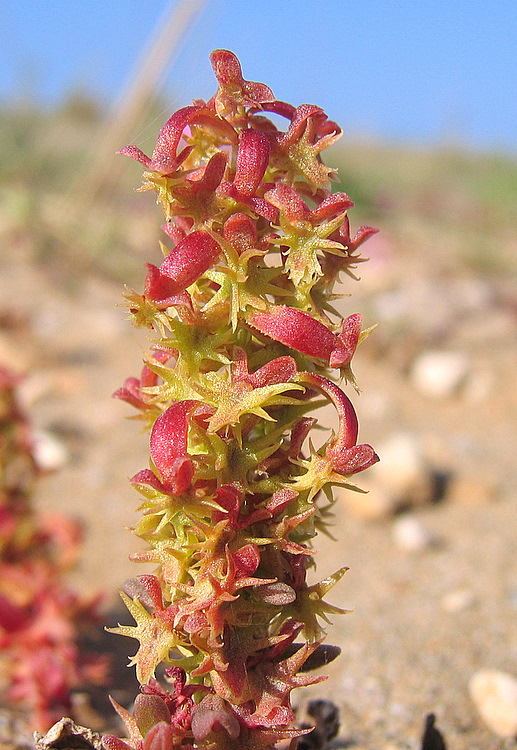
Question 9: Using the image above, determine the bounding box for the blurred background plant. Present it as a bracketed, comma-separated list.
[0, 365, 109, 733]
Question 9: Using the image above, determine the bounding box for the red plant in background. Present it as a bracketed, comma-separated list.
[106, 50, 378, 749]
[0, 366, 108, 731]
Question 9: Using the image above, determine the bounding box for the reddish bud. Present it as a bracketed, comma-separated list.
[298, 372, 379, 476]
[118, 105, 235, 175]
[150, 401, 197, 491]
[223, 213, 258, 254]
[210, 49, 275, 110]
[113, 351, 173, 410]
[264, 183, 311, 224]
[279, 104, 327, 148]
[233, 347, 297, 389]
[217, 181, 278, 222]
[133, 694, 171, 737]
[310, 192, 354, 223]
[112, 377, 144, 410]
[339, 215, 379, 251]
[143, 723, 175, 750]
[299, 372, 358, 448]
[132, 401, 200, 495]
[250, 356, 298, 387]
[185, 151, 227, 193]
[234, 129, 270, 196]
[288, 418, 316, 459]
[249, 305, 361, 369]
[266, 487, 298, 517]
[191, 694, 241, 741]
[329, 443, 379, 476]
[258, 99, 296, 120]
[140, 350, 174, 388]
[332, 312, 362, 368]
[144, 230, 222, 308]
[212, 484, 244, 524]
[233, 543, 261, 577]
[103, 737, 133, 750]
[161, 222, 186, 245]
[255, 581, 296, 605]
[136, 575, 165, 611]
[160, 229, 221, 283]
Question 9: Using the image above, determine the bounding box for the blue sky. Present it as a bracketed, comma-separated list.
[1, 0, 516, 152]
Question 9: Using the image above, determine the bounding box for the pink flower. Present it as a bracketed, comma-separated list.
[264, 103, 342, 189]
[234, 129, 270, 196]
[322, 215, 379, 282]
[191, 694, 241, 741]
[338, 215, 379, 253]
[278, 104, 340, 152]
[264, 183, 354, 229]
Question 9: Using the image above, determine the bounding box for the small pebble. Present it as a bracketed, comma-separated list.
[340, 480, 397, 520]
[32, 430, 69, 472]
[392, 515, 434, 552]
[441, 587, 476, 612]
[410, 350, 470, 398]
[368, 431, 434, 507]
[34, 717, 102, 750]
[469, 669, 517, 737]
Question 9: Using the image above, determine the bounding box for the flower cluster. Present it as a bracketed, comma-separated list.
[107, 50, 378, 750]
[0, 366, 108, 731]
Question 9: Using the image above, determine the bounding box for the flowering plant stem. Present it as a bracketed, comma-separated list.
[106, 50, 378, 750]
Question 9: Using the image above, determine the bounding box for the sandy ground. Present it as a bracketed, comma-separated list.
[1, 224, 516, 750]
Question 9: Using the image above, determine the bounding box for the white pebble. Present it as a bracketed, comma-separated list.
[32, 430, 69, 472]
[340, 480, 397, 520]
[441, 588, 475, 612]
[369, 432, 430, 501]
[392, 515, 434, 552]
[469, 669, 517, 737]
[410, 350, 470, 398]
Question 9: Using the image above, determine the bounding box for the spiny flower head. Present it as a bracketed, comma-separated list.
[108, 49, 378, 749]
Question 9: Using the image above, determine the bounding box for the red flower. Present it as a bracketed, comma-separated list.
[234, 129, 270, 196]
[267, 103, 343, 189]
[298, 372, 379, 476]
[113, 350, 174, 411]
[131, 401, 201, 495]
[222, 212, 259, 254]
[232, 346, 297, 388]
[118, 104, 235, 176]
[210, 49, 276, 115]
[144, 230, 222, 309]
[278, 104, 341, 152]
[249, 305, 362, 369]
[217, 129, 277, 222]
[191, 694, 240, 741]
